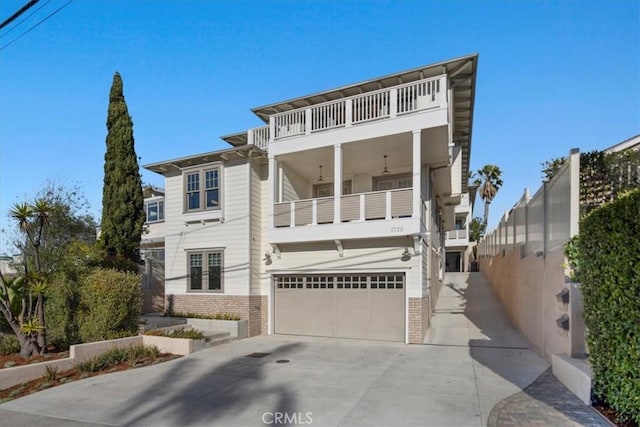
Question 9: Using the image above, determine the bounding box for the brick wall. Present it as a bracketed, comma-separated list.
[249, 295, 268, 337]
[165, 294, 269, 338]
[408, 296, 429, 344]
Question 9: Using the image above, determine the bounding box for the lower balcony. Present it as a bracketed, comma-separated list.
[269, 188, 422, 244]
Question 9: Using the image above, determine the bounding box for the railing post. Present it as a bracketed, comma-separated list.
[269, 117, 276, 142]
[568, 148, 580, 238]
[359, 194, 365, 221]
[312, 199, 318, 225]
[305, 108, 312, 135]
[290, 202, 296, 228]
[385, 191, 392, 220]
[345, 99, 352, 127]
[247, 129, 254, 147]
[390, 88, 397, 119]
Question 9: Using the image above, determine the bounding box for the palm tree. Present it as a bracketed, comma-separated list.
[472, 165, 503, 225]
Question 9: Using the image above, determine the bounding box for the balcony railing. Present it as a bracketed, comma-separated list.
[270, 75, 446, 141]
[273, 188, 412, 228]
[445, 229, 468, 240]
[247, 126, 270, 150]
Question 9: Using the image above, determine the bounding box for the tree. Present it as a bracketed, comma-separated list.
[472, 164, 503, 225]
[469, 217, 486, 242]
[541, 156, 566, 183]
[0, 201, 51, 357]
[100, 72, 145, 269]
[15, 182, 97, 276]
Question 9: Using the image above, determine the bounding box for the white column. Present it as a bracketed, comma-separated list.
[334, 144, 343, 224]
[268, 156, 277, 228]
[412, 130, 421, 219]
[269, 117, 276, 142]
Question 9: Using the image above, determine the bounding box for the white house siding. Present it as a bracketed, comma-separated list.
[249, 159, 269, 335]
[281, 163, 309, 201]
[163, 159, 256, 323]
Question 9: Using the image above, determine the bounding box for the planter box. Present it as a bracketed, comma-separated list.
[185, 318, 248, 339]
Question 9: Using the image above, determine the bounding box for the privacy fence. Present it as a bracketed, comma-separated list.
[477, 145, 640, 360]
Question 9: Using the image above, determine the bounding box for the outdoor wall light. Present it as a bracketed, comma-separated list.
[556, 288, 570, 304]
[263, 253, 272, 265]
[556, 314, 570, 331]
[401, 248, 411, 261]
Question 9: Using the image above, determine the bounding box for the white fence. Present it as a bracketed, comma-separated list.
[479, 149, 580, 259]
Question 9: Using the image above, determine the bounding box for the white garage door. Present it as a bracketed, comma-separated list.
[274, 273, 405, 342]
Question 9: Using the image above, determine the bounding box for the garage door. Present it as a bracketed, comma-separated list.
[274, 273, 405, 342]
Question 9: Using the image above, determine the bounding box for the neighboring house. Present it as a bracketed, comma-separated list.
[144, 54, 478, 343]
[0, 255, 17, 277]
[444, 186, 476, 272]
[604, 133, 640, 153]
[140, 186, 165, 313]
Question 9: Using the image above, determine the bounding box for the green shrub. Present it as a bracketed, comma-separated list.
[0, 334, 20, 356]
[165, 311, 240, 321]
[76, 344, 159, 372]
[145, 327, 204, 340]
[46, 271, 82, 349]
[78, 268, 142, 343]
[578, 189, 640, 424]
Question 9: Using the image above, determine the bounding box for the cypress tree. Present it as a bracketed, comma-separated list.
[100, 72, 145, 268]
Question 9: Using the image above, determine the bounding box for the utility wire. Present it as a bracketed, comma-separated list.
[0, 0, 39, 30]
[0, 0, 73, 52]
[0, 0, 54, 39]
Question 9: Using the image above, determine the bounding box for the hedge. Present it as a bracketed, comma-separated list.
[78, 268, 142, 343]
[578, 189, 640, 424]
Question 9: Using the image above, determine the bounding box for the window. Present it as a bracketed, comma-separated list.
[312, 181, 352, 198]
[373, 173, 412, 191]
[145, 200, 164, 223]
[184, 166, 221, 212]
[187, 250, 223, 292]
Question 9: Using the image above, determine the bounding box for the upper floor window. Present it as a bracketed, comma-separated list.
[145, 200, 164, 223]
[184, 166, 221, 213]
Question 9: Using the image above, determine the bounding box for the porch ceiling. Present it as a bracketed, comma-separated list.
[278, 130, 452, 182]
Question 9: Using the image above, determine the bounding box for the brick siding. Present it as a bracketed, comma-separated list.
[166, 294, 269, 337]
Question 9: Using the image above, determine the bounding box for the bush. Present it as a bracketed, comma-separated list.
[76, 344, 159, 373]
[578, 189, 640, 424]
[145, 327, 205, 340]
[0, 334, 20, 356]
[46, 271, 82, 349]
[165, 311, 240, 321]
[78, 268, 142, 343]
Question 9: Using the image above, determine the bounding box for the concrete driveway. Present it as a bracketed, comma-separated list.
[0, 273, 549, 426]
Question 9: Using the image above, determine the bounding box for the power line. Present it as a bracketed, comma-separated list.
[0, 0, 73, 52]
[0, 0, 54, 39]
[0, 0, 39, 30]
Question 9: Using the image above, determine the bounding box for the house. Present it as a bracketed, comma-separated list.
[604, 133, 640, 153]
[143, 54, 478, 343]
[444, 185, 477, 272]
[140, 186, 165, 313]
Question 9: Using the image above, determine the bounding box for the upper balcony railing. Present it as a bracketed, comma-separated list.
[270, 75, 446, 141]
[273, 188, 412, 228]
[247, 126, 270, 150]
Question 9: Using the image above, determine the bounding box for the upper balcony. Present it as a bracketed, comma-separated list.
[248, 75, 448, 152]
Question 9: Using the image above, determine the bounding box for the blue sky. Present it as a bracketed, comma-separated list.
[0, 0, 638, 253]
